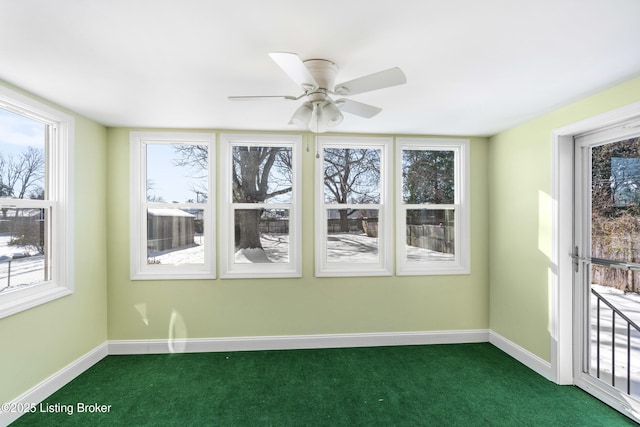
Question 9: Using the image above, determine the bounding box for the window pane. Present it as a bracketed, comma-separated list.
[326, 208, 378, 263]
[591, 137, 640, 265]
[146, 143, 208, 203]
[147, 208, 203, 265]
[234, 208, 289, 263]
[0, 108, 46, 200]
[323, 147, 381, 204]
[0, 208, 48, 291]
[232, 146, 293, 204]
[402, 149, 454, 204]
[405, 209, 455, 261]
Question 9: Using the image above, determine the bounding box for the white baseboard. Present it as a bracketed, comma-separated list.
[489, 331, 553, 381]
[108, 329, 489, 354]
[107, 329, 490, 355]
[0, 343, 108, 426]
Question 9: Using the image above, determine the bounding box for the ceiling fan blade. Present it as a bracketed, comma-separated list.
[335, 99, 382, 118]
[269, 52, 318, 90]
[334, 67, 406, 96]
[228, 95, 300, 101]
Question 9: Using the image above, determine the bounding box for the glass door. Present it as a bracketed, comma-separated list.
[574, 125, 640, 418]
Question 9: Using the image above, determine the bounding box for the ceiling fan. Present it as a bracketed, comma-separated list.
[228, 52, 407, 133]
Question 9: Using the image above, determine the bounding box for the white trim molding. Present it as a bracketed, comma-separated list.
[489, 331, 553, 381]
[0, 343, 108, 426]
[108, 330, 491, 355]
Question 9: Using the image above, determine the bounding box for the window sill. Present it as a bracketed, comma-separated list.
[0, 285, 72, 319]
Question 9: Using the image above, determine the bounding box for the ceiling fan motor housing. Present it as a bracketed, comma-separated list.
[303, 59, 338, 101]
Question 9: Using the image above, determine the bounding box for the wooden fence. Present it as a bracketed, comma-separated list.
[327, 218, 365, 234]
[259, 219, 289, 234]
[592, 236, 640, 293]
[406, 224, 454, 254]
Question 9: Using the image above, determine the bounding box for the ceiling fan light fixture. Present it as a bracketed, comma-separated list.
[308, 102, 327, 133]
[307, 101, 344, 133]
[289, 102, 313, 129]
[322, 100, 344, 128]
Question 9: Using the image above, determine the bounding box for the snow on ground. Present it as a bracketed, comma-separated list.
[0, 233, 39, 258]
[0, 233, 45, 292]
[326, 232, 453, 263]
[229, 232, 454, 264]
[235, 234, 289, 264]
[589, 284, 640, 396]
[406, 244, 454, 261]
[326, 233, 378, 262]
[236, 248, 275, 263]
[148, 235, 205, 265]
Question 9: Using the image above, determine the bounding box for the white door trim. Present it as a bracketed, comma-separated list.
[551, 101, 640, 385]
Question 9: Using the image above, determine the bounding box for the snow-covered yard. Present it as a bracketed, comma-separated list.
[148, 234, 206, 265]
[589, 284, 640, 397]
[233, 231, 454, 264]
[0, 233, 44, 292]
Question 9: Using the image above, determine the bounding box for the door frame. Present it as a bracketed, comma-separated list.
[551, 101, 640, 416]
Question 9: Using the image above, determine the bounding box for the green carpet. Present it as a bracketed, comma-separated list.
[10, 343, 637, 426]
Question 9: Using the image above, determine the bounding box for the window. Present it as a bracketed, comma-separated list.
[0, 85, 74, 318]
[130, 132, 215, 279]
[396, 138, 470, 275]
[220, 134, 301, 278]
[315, 136, 392, 276]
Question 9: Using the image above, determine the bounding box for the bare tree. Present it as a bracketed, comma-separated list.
[323, 148, 380, 232]
[0, 147, 45, 222]
[146, 179, 166, 202]
[0, 147, 45, 200]
[232, 146, 292, 249]
[0, 147, 46, 253]
[172, 144, 292, 252]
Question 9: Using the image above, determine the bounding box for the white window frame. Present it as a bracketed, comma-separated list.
[396, 138, 470, 275]
[0, 85, 74, 319]
[220, 134, 302, 278]
[130, 131, 215, 280]
[315, 136, 393, 277]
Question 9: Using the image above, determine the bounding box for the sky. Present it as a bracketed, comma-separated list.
[0, 107, 205, 204]
[146, 143, 207, 203]
[0, 107, 45, 158]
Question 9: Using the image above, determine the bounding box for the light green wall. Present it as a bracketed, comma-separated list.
[107, 129, 490, 340]
[1, 69, 637, 411]
[0, 82, 108, 403]
[489, 75, 640, 361]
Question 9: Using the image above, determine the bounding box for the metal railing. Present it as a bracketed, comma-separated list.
[592, 288, 640, 395]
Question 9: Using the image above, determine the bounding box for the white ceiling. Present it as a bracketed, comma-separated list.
[1, 0, 639, 136]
